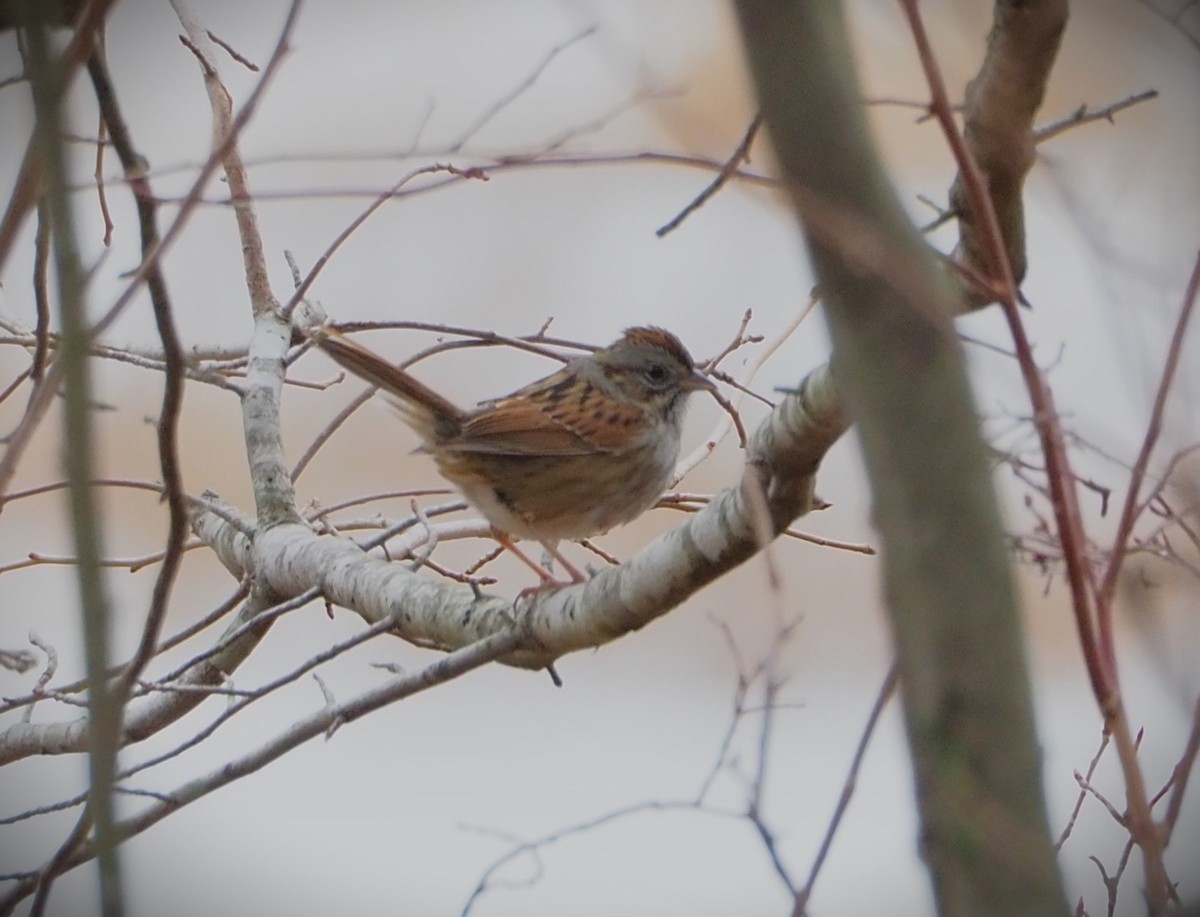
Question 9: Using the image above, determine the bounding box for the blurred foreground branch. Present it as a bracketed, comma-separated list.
[733, 1, 1069, 915]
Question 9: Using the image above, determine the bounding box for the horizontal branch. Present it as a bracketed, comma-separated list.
[0, 362, 847, 767]
[226, 364, 846, 669]
[0, 630, 521, 913]
[0, 587, 275, 766]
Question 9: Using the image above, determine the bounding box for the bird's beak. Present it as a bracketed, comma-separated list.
[683, 371, 718, 394]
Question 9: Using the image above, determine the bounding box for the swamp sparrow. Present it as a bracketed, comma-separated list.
[315, 326, 715, 583]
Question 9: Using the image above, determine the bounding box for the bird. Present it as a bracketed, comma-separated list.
[314, 325, 715, 585]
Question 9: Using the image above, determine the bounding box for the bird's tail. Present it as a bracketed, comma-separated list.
[312, 327, 465, 441]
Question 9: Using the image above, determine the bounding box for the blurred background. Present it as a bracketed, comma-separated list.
[1, 1, 1198, 914]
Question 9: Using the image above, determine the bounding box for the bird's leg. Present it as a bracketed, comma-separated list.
[492, 535, 579, 686]
[491, 530, 583, 586]
[537, 539, 586, 584]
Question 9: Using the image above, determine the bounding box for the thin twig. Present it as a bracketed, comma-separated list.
[20, 632, 59, 725]
[1034, 90, 1159, 144]
[28, 806, 94, 917]
[92, 101, 113, 246]
[657, 113, 762, 237]
[30, 199, 51, 382]
[0, 583, 246, 719]
[281, 163, 489, 322]
[291, 384, 374, 481]
[135, 150, 778, 209]
[1056, 731, 1111, 850]
[672, 297, 817, 483]
[1161, 693, 1200, 843]
[0, 631, 524, 914]
[1097, 252, 1200, 616]
[0, 365, 32, 406]
[85, 41, 191, 710]
[206, 29, 259, 71]
[116, 615, 405, 784]
[793, 663, 898, 916]
[447, 25, 597, 152]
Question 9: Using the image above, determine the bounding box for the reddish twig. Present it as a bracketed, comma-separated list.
[1098, 252, 1200, 614]
[85, 42, 192, 711]
[898, 1, 1174, 906]
[1161, 693, 1200, 844]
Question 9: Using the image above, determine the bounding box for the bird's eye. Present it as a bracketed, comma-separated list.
[643, 363, 669, 386]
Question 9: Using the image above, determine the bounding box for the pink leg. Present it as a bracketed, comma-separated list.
[491, 531, 585, 586]
[537, 540, 586, 583]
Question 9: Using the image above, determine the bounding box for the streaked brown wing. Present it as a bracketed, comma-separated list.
[449, 373, 645, 456]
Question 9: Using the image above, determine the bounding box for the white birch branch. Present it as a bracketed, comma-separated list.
[0, 4, 301, 769]
[200, 362, 848, 670]
[0, 362, 846, 766]
[0, 629, 521, 913]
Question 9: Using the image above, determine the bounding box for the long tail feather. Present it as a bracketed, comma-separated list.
[313, 328, 466, 430]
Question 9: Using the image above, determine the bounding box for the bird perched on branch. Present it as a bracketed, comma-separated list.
[314, 325, 715, 584]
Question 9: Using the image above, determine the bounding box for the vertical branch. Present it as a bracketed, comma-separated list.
[0, 0, 115, 498]
[0, 0, 116, 276]
[83, 49, 190, 702]
[0, 0, 284, 498]
[902, 0, 1110, 697]
[30, 198, 52, 383]
[732, 2, 1069, 916]
[23, 18, 124, 917]
[172, 0, 302, 530]
[899, 1, 1176, 908]
[0, 0, 305, 782]
[949, 0, 1067, 291]
[1098, 253, 1200, 610]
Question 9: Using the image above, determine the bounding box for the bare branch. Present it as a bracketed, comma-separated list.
[447, 25, 598, 152]
[0, 0, 297, 497]
[1098, 253, 1200, 611]
[192, 362, 846, 673]
[1034, 90, 1159, 144]
[1055, 732, 1111, 850]
[0, 0, 117, 277]
[0, 631, 524, 914]
[84, 35, 191, 713]
[1161, 693, 1200, 844]
[23, 17, 123, 912]
[793, 663, 898, 916]
[657, 113, 763, 237]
